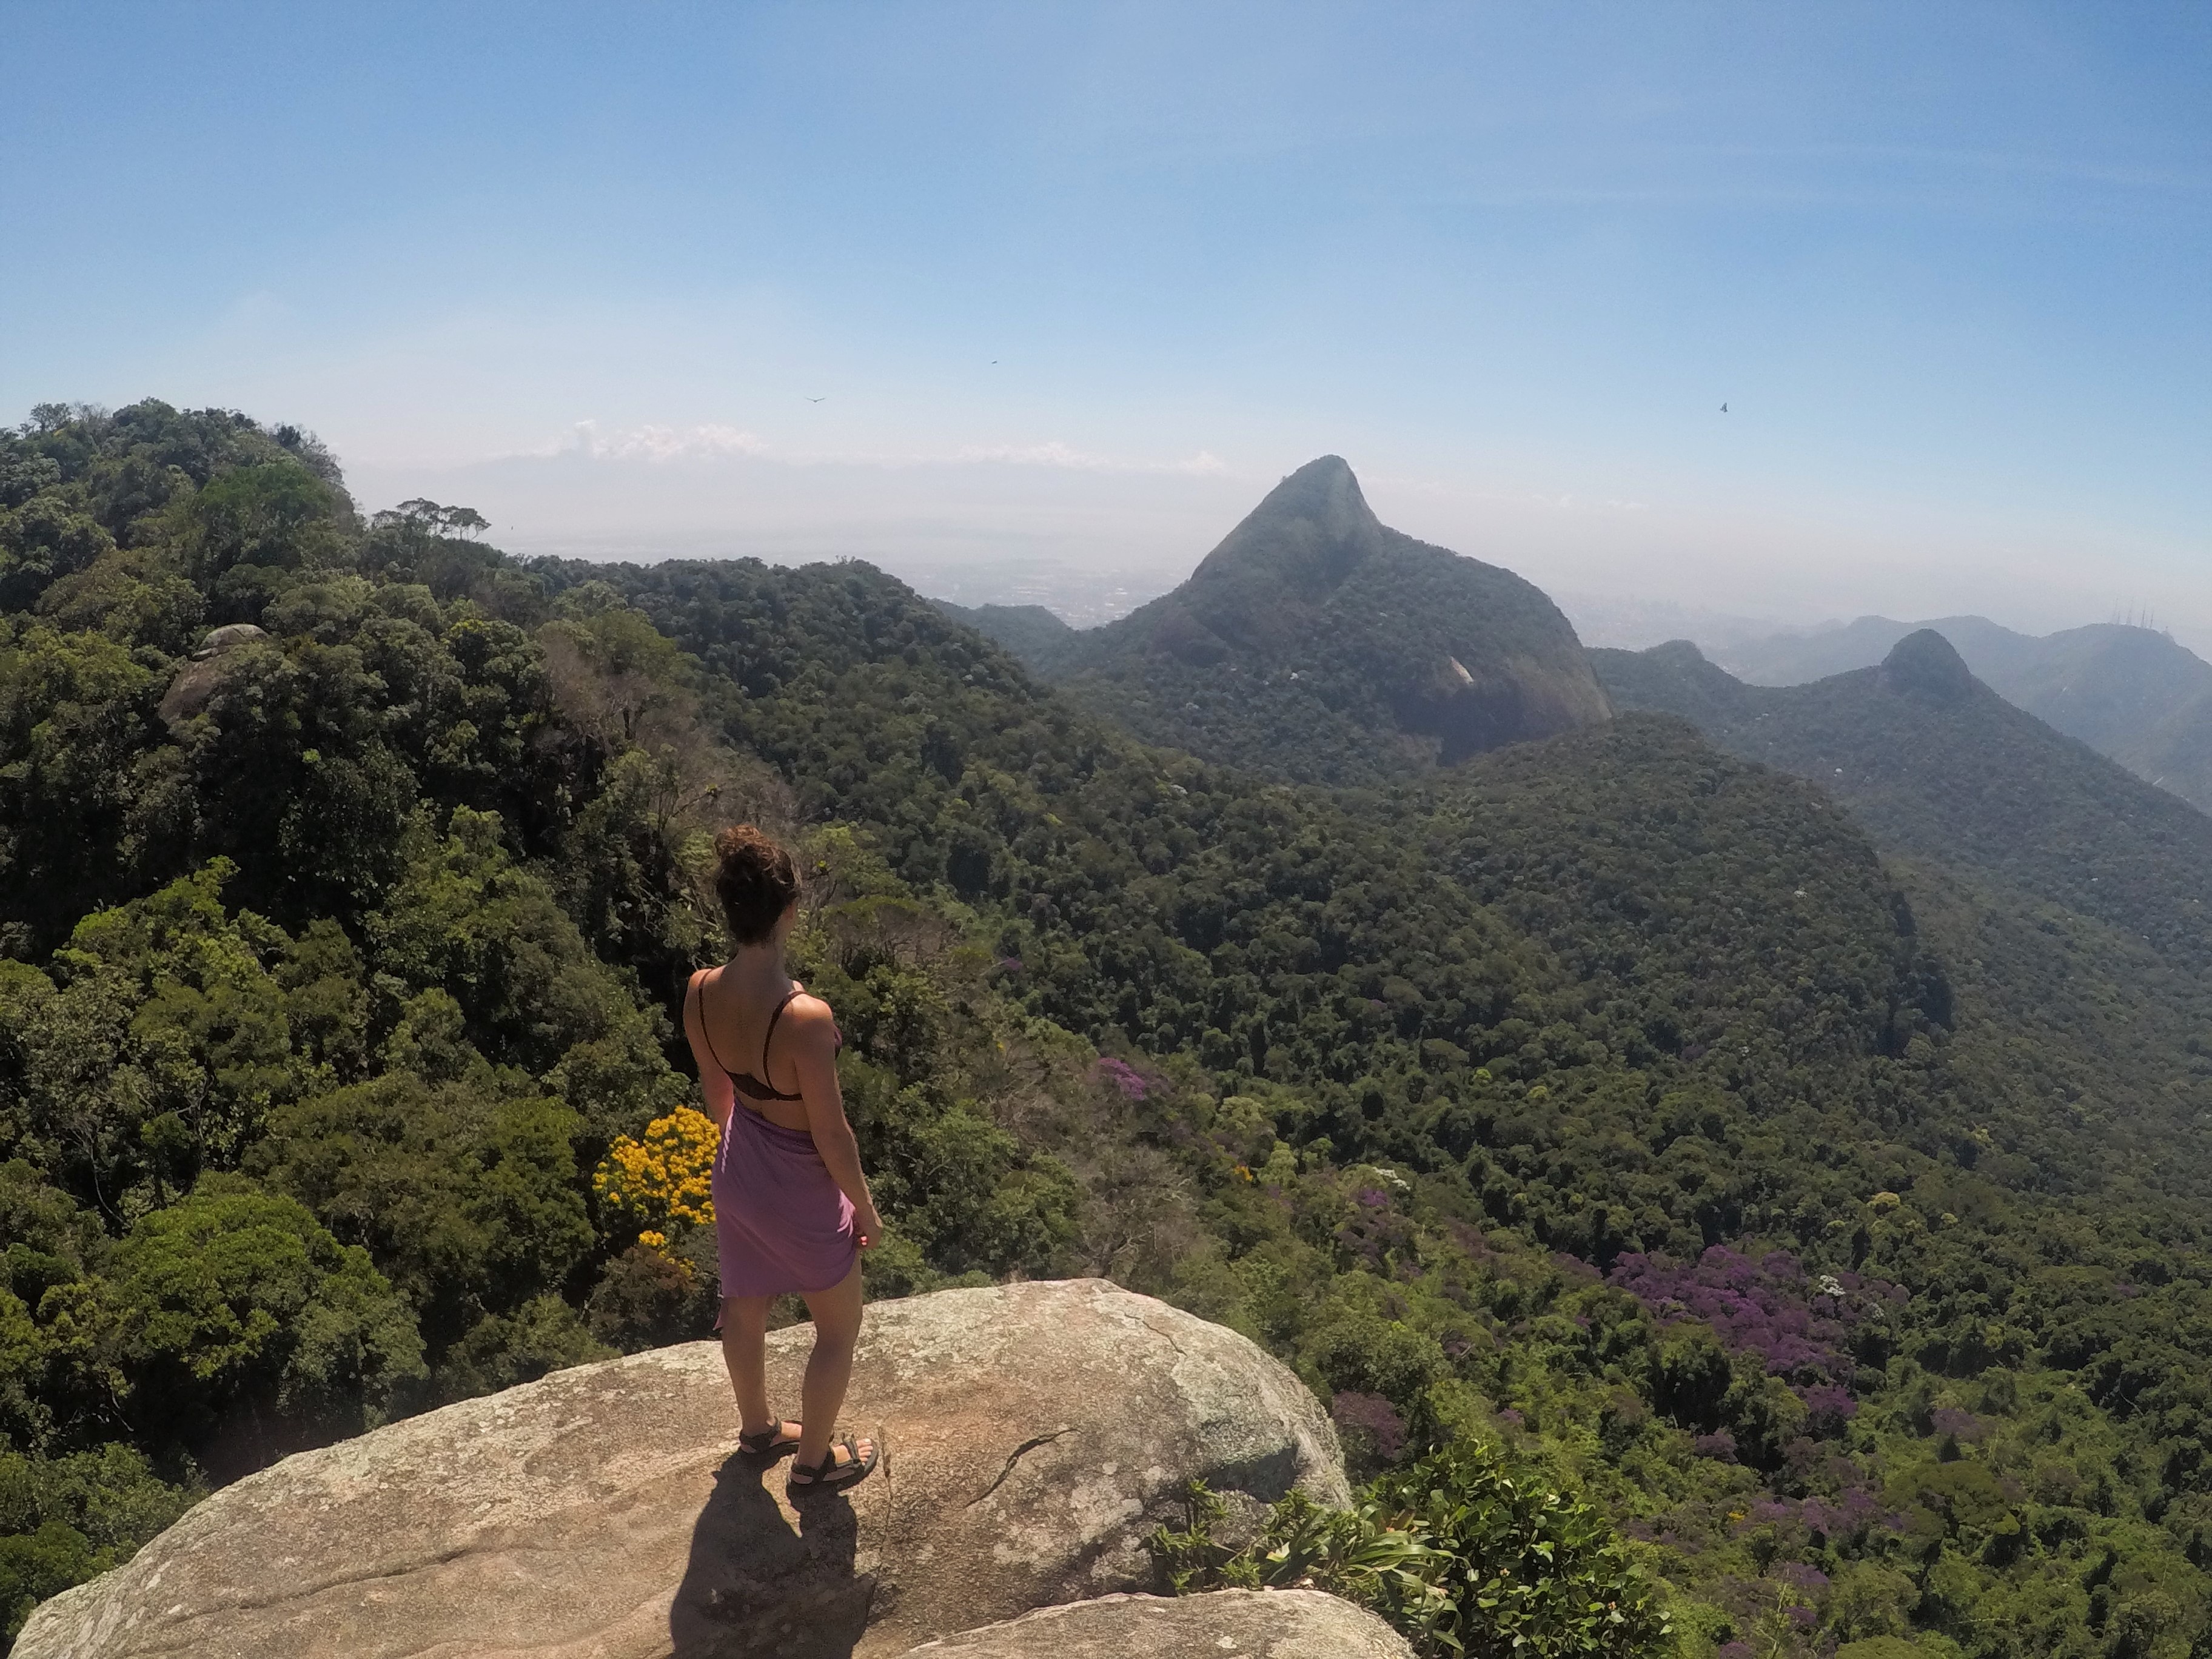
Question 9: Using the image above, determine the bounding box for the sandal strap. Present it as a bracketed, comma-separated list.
[793, 1437, 853, 1476]
[791, 1435, 873, 1483]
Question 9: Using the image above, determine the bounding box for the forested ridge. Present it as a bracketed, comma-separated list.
[1596, 634, 2212, 1207]
[1710, 615, 2212, 819]
[6, 403, 2212, 1656]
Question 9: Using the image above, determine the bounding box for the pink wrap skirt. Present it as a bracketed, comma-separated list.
[712, 1101, 858, 1299]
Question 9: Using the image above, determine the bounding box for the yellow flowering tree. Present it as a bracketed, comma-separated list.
[594, 1106, 719, 1258]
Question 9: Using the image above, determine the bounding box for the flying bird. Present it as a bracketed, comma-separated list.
[806, 396, 826, 403]
[1720, 403, 1728, 414]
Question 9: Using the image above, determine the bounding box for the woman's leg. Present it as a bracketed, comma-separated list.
[720, 1293, 783, 1437]
[794, 1261, 871, 1469]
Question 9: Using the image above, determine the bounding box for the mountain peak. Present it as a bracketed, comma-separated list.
[1264, 452, 1364, 505]
[1022, 454, 1610, 777]
[1879, 629, 1976, 703]
[1186, 455, 1386, 604]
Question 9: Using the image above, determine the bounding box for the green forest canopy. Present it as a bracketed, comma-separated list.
[5, 401, 2212, 1656]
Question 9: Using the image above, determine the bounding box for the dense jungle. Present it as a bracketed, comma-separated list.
[7, 401, 2212, 1658]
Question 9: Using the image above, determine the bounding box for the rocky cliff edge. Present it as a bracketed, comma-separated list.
[18, 1279, 1380, 1659]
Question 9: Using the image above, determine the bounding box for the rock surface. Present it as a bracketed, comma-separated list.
[895, 1590, 1414, 1658]
[194, 622, 271, 657]
[18, 1279, 1346, 1659]
[159, 624, 275, 722]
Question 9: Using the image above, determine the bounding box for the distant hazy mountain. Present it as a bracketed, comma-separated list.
[1714, 615, 2212, 815]
[1596, 630, 2212, 973]
[1712, 614, 2028, 686]
[930, 600, 1077, 668]
[947, 456, 1611, 783]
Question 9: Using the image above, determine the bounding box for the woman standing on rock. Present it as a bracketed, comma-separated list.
[685, 825, 883, 1495]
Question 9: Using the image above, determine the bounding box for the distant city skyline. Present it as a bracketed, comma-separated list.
[4, 3, 2206, 645]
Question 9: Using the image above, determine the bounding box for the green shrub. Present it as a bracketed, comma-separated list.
[1154, 1438, 1671, 1657]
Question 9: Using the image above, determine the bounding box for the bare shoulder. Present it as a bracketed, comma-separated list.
[783, 987, 840, 1053]
[782, 991, 837, 1038]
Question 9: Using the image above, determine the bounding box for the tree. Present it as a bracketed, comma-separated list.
[106, 1176, 424, 1473]
[257, 1075, 595, 1363]
[175, 458, 349, 581]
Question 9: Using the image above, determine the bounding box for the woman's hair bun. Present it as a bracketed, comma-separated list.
[714, 824, 800, 946]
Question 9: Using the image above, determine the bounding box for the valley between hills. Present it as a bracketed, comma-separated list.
[7, 403, 2212, 1657]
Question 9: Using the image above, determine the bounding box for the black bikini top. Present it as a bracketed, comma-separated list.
[692, 973, 839, 1103]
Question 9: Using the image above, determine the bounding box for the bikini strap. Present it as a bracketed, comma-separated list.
[759, 987, 803, 1081]
[691, 968, 739, 1079]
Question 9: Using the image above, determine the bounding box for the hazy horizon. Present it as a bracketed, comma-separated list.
[6, 2, 2207, 647]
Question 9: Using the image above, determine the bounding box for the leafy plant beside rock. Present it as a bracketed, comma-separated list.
[1154, 1440, 1671, 1657]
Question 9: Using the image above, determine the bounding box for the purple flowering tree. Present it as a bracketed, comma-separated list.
[1608, 1244, 1903, 1429]
[1090, 1056, 1151, 1101]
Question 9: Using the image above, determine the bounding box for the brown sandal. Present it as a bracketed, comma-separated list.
[786, 1435, 878, 1496]
[738, 1419, 803, 1460]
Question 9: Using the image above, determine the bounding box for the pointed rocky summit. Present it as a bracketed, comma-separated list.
[1021, 457, 1610, 781]
[1172, 455, 1389, 651]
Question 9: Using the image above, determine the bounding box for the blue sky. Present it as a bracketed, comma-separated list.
[4, 2, 2207, 640]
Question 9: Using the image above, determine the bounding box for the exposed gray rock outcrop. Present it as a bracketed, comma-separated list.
[159, 622, 275, 722]
[894, 1589, 1414, 1657]
[18, 1279, 1347, 1659]
[194, 622, 270, 658]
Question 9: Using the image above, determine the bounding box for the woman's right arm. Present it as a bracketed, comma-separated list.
[788, 997, 883, 1248]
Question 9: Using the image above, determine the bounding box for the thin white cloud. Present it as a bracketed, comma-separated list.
[532, 421, 770, 461]
[504, 423, 1228, 477]
[953, 441, 1227, 475]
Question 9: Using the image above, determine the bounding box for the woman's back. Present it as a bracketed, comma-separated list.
[691, 965, 830, 1132]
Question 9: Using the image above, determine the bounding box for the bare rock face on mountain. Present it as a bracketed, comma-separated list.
[894, 1589, 1414, 1658]
[16, 1279, 1346, 1659]
[1025, 457, 1611, 783]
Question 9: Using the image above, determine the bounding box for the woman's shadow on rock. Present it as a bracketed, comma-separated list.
[670, 1452, 874, 1659]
